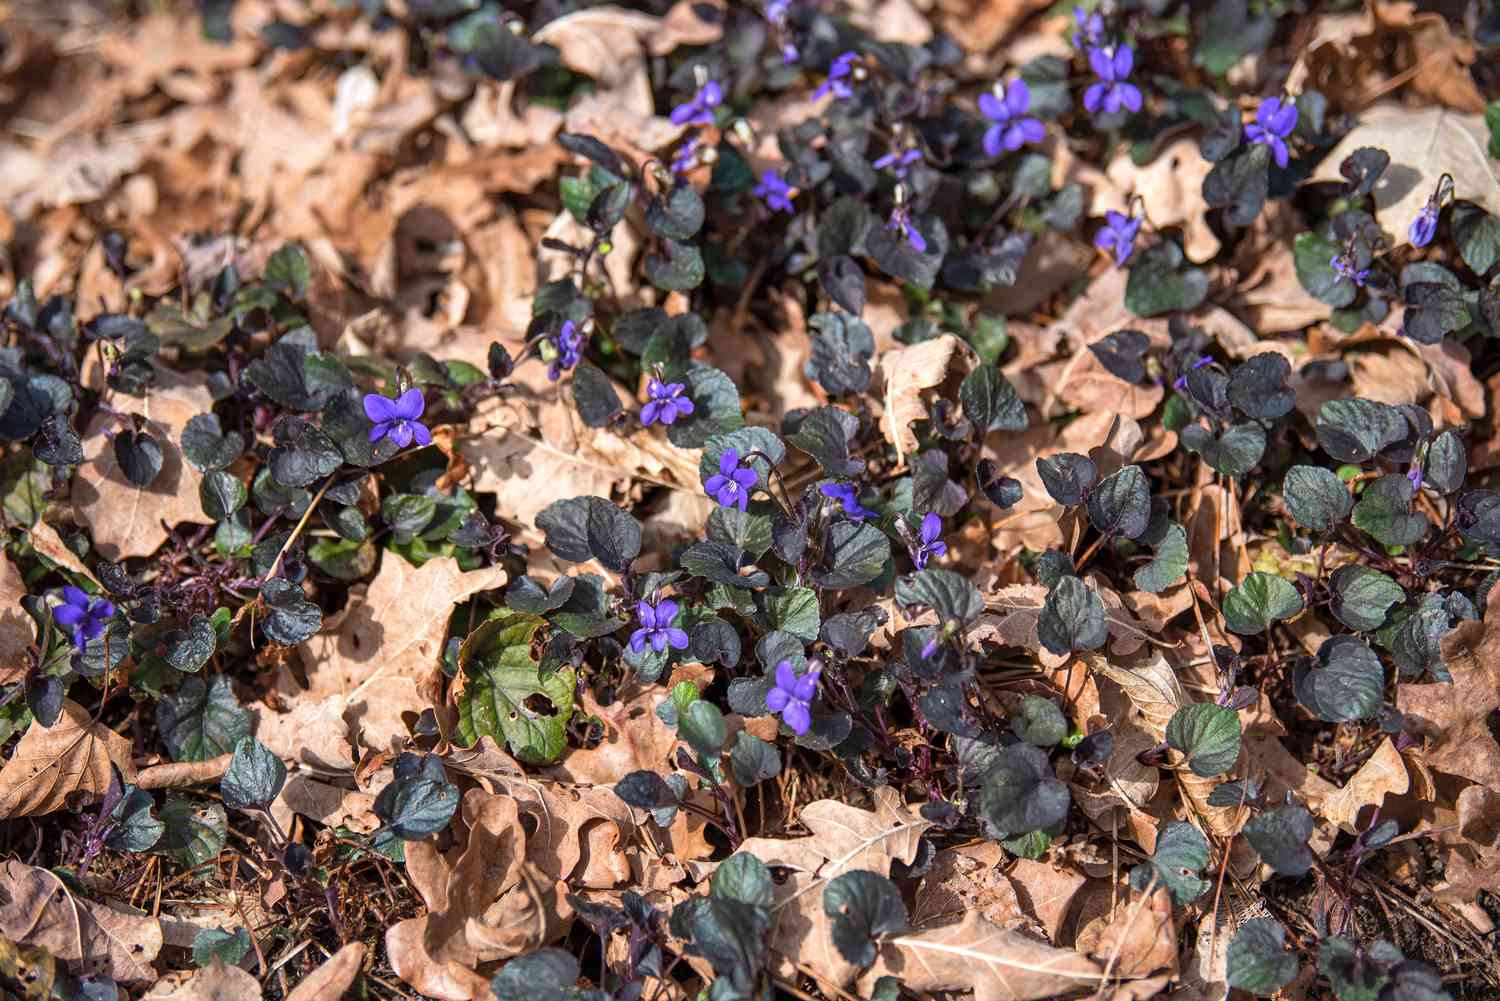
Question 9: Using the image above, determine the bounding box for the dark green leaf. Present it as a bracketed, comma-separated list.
[199, 469, 247, 521]
[1223, 572, 1303, 634]
[374, 752, 459, 841]
[644, 239, 704, 292]
[960, 365, 1028, 435]
[1134, 518, 1188, 593]
[1228, 917, 1299, 994]
[456, 612, 573, 764]
[262, 577, 322, 645]
[666, 366, 744, 449]
[1295, 635, 1385, 722]
[1013, 695, 1067, 747]
[113, 430, 163, 487]
[1425, 429, 1466, 495]
[1180, 421, 1266, 477]
[646, 185, 705, 241]
[193, 926, 252, 969]
[730, 731, 781, 786]
[220, 736, 287, 811]
[977, 743, 1070, 839]
[265, 244, 311, 296]
[1316, 398, 1406, 462]
[811, 521, 890, 590]
[1329, 565, 1403, 632]
[536, 496, 642, 573]
[1132, 820, 1210, 905]
[1125, 241, 1209, 317]
[895, 568, 983, 626]
[761, 586, 819, 641]
[571, 363, 622, 427]
[106, 785, 164, 852]
[823, 871, 908, 967]
[1295, 231, 1356, 307]
[267, 417, 341, 488]
[1283, 465, 1352, 532]
[1353, 473, 1429, 547]
[1244, 804, 1315, 876]
[680, 700, 727, 760]
[1166, 702, 1242, 777]
[1037, 576, 1107, 656]
[162, 615, 216, 673]
[1203, 142, 1270, 226]
[1036, 453, 1098, 506]
[805, 312, 876, 395]
[159, 798, 227, 867]
[788, 406, 862, 477]
[1453, 202, 1500, 276]
[156, 676, 251, 762]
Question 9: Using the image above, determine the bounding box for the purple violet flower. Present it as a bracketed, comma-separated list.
[629, 599, 690, 654]
[1407, 465, 1424, 493]
[364, 388, 431, 449]
[815, 51, 859, 102]
[886, 204, 927, 253]
[1409, 198, 1439, 248]
[641, 378, 695, 426]
[979, 80, 1045, 156]
[910, 512, 948, 569]
[671, 136, 702, 176]
[1072, 6, 1106, 48]
[1172, 354, 1213, 391]
[754, 170, 795, 213]
[1094, 210, 1142, 266]
[1083, 45, 1143, 116]
[704, 447, 759, 512]
[671, 80, 723, 127]
[546, 320, 585, 381]
[765, 0, 790, 23]
[1330, 251, 1371, 287]
[1245, 96, 1298, 170]
[873, 148, 922, 178]
[766, 658, 820, 735]
[819, 481, 875, 522]
[53, 585, 115, 651]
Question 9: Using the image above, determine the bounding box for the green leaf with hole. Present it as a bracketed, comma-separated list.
[456, 612, 574, 764]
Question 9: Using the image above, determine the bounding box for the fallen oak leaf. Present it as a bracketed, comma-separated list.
[141, 960, 261, 1000]
[1396, 612, 1500, 789]
[877, 334, 971, 466]
[70, 369, 213, 561]
[0, 859, 163, 984]
[0, 550, 29, 685]
[1318, 737, 1409, 832]
[855, 910, 1108, 1001]
[0, 699, 134, 818]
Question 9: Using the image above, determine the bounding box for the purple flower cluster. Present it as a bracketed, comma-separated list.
[365, 389, 431, 449]
[980, 81, 1044, 155]
[766, 659, 820, 735]
[54, 585, 115, 651]
[671, 80, 723, 128]
[630, 599, 689, 654]
[640, 378, 694, 426]
[1094, 210, 1141, 266]
[909, 512, 948, 569]
[1245, 96, 1298, 169]
[1084, 45, 1142, 116]
[819, 481, 875, 522]
[754, 170, 795, 213]
[705, 447, 758, 511]
[547, 320, 585, 381]
[815, 51, 860, 102]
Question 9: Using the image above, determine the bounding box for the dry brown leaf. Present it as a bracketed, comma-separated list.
[913, 843, 1026, 929]
[285, 942, 366, 1001]
[545, 684, 678, 786]
[1106, 139, 1219, 262]
[271, 774, 379, 835]
[1004, 858, 1089, 944]
[1319, 738, 1409, 832]
[877, 334, 970, 464]
[1076, 885, 1177, 978]
[0, 550, 30, 685]
[0, 859, 163, 983]
[856, 911, 1107, 1001]
[769, 787, 932, 898]
[0, 699, 134, 818]
[290, 554, 506, 753]
[1310, 105, 1498, 241]
[1397, 613, 1500, 789]
[254, 695, 356, 772]
[71, 369, 213, 561]
[28, 520, 99, 585]
[141, 961, 261, 1000]
[935, 0, 1051, 53]
[531, 7, 663, 118]
[97, 15, 258, 101]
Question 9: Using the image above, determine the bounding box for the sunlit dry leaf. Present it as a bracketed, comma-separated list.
[285, 942, 366, 1001]
[1076, 884, 1177, 978]
[913, 843, 1026, 929]
[1320, 738, 1409, 832]
[0, 551, 29, 685]
[0, 859, 162, 983]
[856, 911, 1106, 1001]
[141, 960, 261, 1000]
[1397, 613, 1500, 789]
[544, 684, 678, 786]
[71, 370, 213, 561]
[1310, 105, 1498, 240]
[878, 334, 969, 464]
[0, 700, 134, 819]
[1004, 858, 1089, 943]
[254, 695, 355, 772]
[1106, 139, 1219, 263]
[290, 555, 506, 754]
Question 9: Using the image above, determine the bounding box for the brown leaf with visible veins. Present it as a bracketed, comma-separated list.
[1320, 738, 1409, 832]
[0, 551, 29, 685]
[285, 942, 365, 1001]
[544, 683, 679, 786]
[1076, 885, 1178, 978]
[0, 859, 163, 983]
[289, 554, 506, 754]
[877, 334, 970, 464]
[1397, 614, 1500, 789]
[71, 369, 213, 561]
[856, 911, 1107, 1001]
[0, 700, 134, 818]
[141, 961, 261, 1000]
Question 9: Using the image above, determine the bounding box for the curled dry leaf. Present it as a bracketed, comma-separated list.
[0, 699, 134, 819]
[71, 370, 213, 561]
[913, 843, 1027, 929]
[0, 859, 163, 984]
[878, 334, 970, 464]
[0, 552, 29, 685]
[544, 684, 679, 786]
[856, 910, 1107, 1001]
[141, 960, 261, 1000]
[1004, 857, 1090, 944]
[1076, 884, 1178, 978]
[1397, 612, 1500, 789]
[289, 554, 506, 754]
[387, 790, 573, 1000]
[1310, 106, 1498, 241]
[1319, 738, 1409, 832]
[285, 941, 366, 1001]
